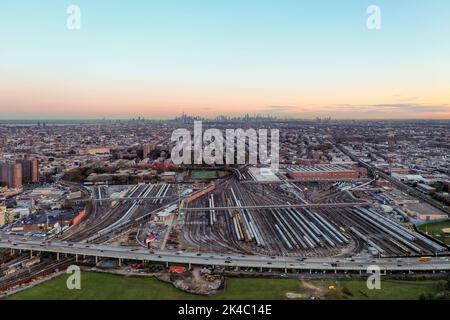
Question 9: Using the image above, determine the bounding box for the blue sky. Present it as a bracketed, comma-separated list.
[1, 0, 449, 119]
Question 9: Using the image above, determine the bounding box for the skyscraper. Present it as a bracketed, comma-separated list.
[0, 162, 23, 188]
[16, 158, 40, 184]
[143, 144, 156, 158]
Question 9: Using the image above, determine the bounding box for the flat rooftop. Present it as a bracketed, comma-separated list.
[286, 164, 355, 173]
[248, 167, 280, 182]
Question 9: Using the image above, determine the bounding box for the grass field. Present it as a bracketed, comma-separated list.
[190, 170, 218, 180]
[417, 220, 450, 245]
[333, 279, 445, 300]
[5, 272, 447, 300]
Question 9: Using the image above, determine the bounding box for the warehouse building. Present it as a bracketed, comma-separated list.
[402, 202, 448, 221]
[286, 164, 364, 180]
[248, 167, 280, 182]
[416, 183, 436, 194]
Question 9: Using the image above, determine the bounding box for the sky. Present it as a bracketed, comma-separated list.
[0, 0, 449, 120]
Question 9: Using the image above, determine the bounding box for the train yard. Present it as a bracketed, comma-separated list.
[0, 183, 178, 295]
[181, 179, 447, 257]
[1, 172, 449, 296]
[61, 183, 177, 244]
[0, 252, 75, 294]
[2, 178, 448, 261]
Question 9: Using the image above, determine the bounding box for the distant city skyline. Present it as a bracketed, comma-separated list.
[1, 0, 450, 120]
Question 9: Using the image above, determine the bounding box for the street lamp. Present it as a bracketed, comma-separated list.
[45, 212, 49, 241]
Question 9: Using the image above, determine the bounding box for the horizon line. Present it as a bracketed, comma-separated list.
[1, 117, 450, 122]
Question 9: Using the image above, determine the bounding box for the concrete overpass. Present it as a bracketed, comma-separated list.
[1, 238, 450, 273]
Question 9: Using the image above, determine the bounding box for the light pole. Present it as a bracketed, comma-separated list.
[45, 212, 49, 240]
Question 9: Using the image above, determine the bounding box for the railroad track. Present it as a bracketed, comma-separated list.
[0, 257, 74, 294]
[61, 184, 176, 243]
[182, 178, 355, 257]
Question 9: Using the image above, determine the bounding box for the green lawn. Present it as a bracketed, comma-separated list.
[337, 279, 445, 300]
[190, 171, 218, 180]
[6, 273, 301, 300]
[417, 220, 450, 245]
[5, 272, 448, 300]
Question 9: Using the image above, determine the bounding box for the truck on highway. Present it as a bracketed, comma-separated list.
[417, 257, 433, 262]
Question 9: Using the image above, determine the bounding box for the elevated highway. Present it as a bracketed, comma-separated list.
[1, 238, 450, 273]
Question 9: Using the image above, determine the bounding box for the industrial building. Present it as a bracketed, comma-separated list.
[248, 167, 280, 182]
[0, 205, 15, 226]
[286, 164, 364, 180]
[402, 202, 448, 221]
[417, 183, 436, 194]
